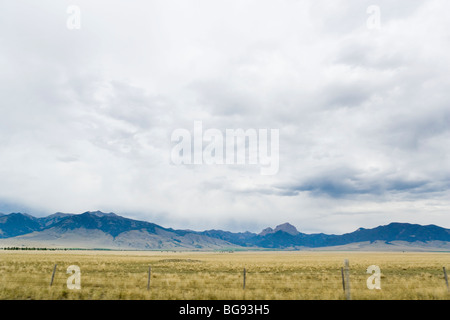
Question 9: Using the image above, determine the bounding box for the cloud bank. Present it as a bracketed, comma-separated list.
[0, 0, 449, 234]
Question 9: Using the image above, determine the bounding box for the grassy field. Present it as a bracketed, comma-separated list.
[0, 250, 449, 300]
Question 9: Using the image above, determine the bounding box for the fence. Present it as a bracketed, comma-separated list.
[0, 258, 449, 300]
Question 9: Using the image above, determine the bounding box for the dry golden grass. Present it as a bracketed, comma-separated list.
[0, 250, 449, 300]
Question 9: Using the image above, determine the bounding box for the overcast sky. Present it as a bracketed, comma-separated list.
[1, 0, 449, 234]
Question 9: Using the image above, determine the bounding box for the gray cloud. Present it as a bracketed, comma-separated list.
[0, 0, 450, 233]
[280, 170, 450, 199]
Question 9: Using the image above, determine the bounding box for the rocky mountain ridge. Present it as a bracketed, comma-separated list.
[0, 211, 449, 250]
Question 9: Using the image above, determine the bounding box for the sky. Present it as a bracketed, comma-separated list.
[0, 0, 449, 234]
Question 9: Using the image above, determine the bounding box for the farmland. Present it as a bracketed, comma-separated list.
[0, 250, 449, 300]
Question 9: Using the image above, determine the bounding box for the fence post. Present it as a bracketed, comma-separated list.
[344, 259, 351, 300]
[50, 264, 57, 287]
[341, 267, 346, 292]
[243, 268, 246, 290]
[147, 265, 151, 290]
[444, 267, 449, 292]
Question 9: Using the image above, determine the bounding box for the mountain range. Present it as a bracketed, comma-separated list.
[0, 211, 449, 251]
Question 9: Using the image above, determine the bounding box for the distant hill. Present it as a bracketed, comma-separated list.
[0, 213, 41, 238]
[243, 222, 450, 249]
[0, 212, 239, 250]
[38, 212, 74, 228]
[0, 211, 449, 251]
[0, 212, 77, 238]
[259, 223, 300, 236]
[323, 223, 450, 246]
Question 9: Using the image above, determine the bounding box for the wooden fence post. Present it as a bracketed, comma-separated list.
[344, 259, 351, 300]
[444, 267, 449, 292]
[243, 268, 246, 290]
[49, 264, 57, 287]
[147, 266, 151, 290]
[341, 267, 346, 292]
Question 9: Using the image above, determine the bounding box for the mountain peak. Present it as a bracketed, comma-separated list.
[259, 223, 299, 236]
[259, 227, 274, 236]
[9, 212, 36, 219]
[83, 211, 118, 218]
[274, 223, 299, 235]
[46, 212, 72, 218]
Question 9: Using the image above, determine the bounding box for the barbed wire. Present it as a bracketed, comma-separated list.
[0, 268, 448, 290]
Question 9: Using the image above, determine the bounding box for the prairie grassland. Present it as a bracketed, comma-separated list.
[0, 250, 449, 300]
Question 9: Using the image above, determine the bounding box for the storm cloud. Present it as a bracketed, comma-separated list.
[0, 0, 449, 234]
